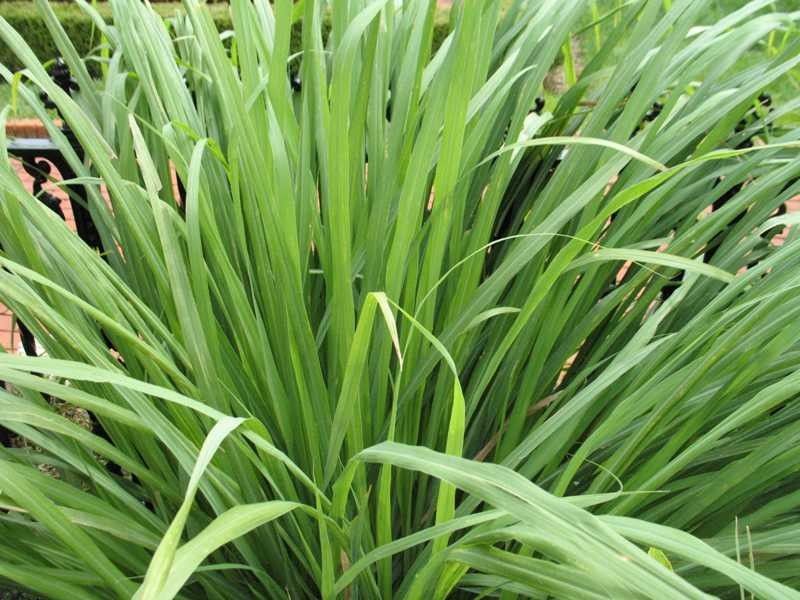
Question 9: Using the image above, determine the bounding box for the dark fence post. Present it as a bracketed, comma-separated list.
[39, 58, 103, 251]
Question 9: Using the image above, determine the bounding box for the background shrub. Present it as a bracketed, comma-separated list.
[0, 1, 452, 73]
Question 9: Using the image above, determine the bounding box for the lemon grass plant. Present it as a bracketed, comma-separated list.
[1, 0, 800, 598]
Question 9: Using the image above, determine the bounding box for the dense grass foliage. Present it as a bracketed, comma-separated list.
[1, 0, 800, 597]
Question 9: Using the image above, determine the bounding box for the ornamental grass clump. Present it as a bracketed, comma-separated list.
[1, 0, 800, 598]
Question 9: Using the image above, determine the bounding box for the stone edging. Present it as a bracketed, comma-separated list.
[6, 119, 53, 139]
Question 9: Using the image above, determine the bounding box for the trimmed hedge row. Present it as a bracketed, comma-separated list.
[0, 2, 229, 72]
[0, 2, 451, 73]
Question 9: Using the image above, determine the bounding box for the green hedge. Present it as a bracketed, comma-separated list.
[0, 2, 451, 74]
[0, 2, 228, 72]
